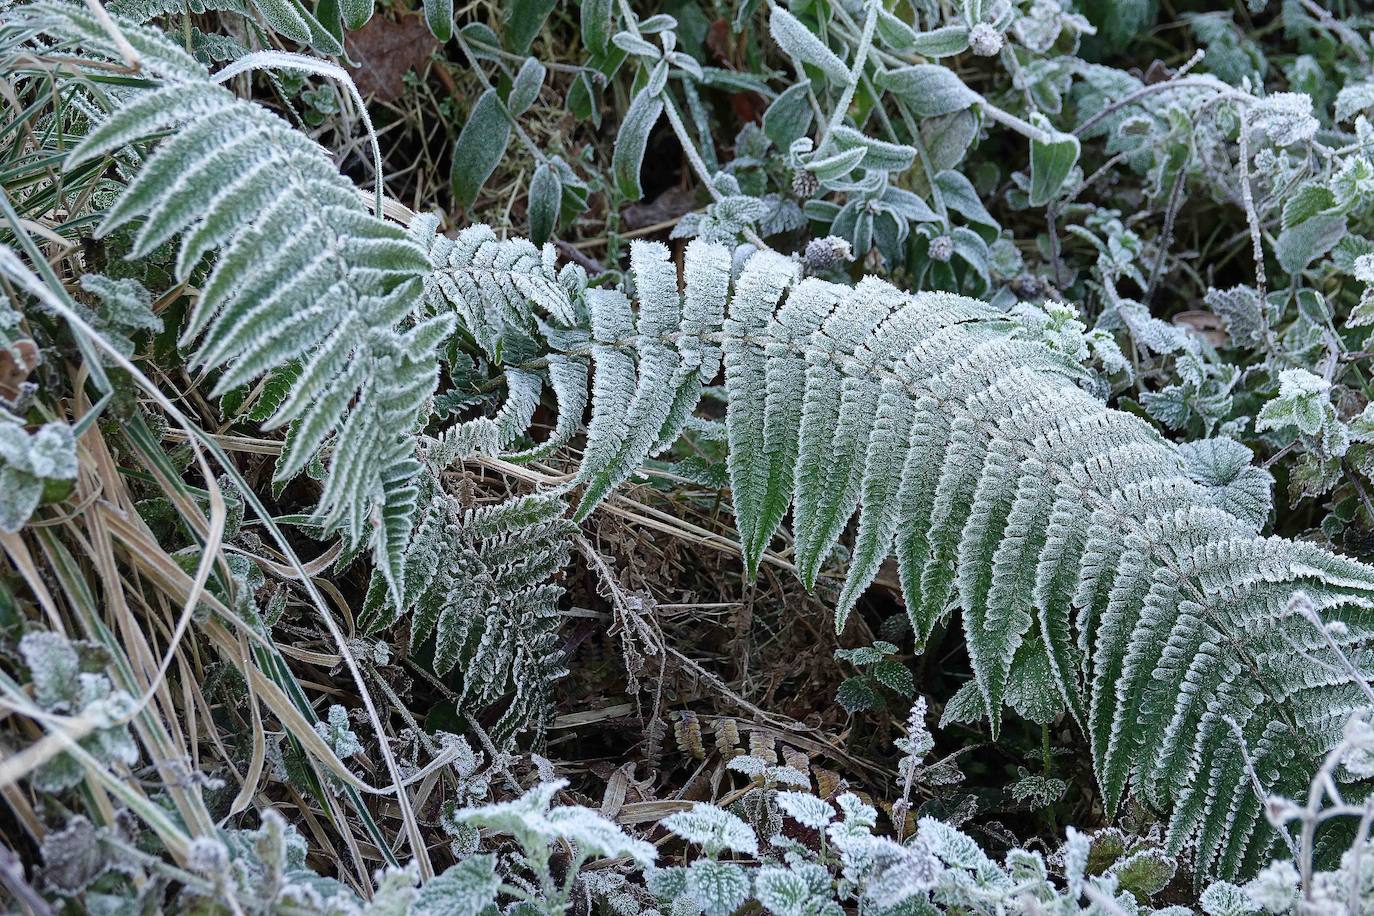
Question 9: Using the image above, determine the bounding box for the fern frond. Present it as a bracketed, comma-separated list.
[417, 220, 590, 466]
[18, 1, 449, 601]
[108, 0, 342, 55]
[361, 474, 576, 742]
[439, 237, 1373, 878]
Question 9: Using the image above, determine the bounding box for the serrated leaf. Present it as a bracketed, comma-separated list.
[1275, 212, 1346, 275]
[413, 856, 499, 916]
[662, 804, 758, 857]
[872, 658, 914, 696]
[684, 859, 752, 916]
[1281, 181, 1335, 230]
[775, 791, 834, 829]
[836, 676, 879, 713]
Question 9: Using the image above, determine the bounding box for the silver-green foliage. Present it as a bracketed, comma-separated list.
[107, 0, 344, 55]
[361, 473, 575, 742]
[445, 236, 1374, 880]
[18, 631, 138, 792]
[0, 414, 76, 532]
[16, 2, 454, 603]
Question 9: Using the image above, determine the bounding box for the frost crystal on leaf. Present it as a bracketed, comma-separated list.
[1249, 92, 1319, 147]
[662, 803, 759, 858]
[774, 791, 835, 830]
[313, 705, 363, 759]
[683, 859, 751, 916]
[0, 417, 77, 532]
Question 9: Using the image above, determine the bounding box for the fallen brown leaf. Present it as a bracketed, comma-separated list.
[345, 14, 439, 104]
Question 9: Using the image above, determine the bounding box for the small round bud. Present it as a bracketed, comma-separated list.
[791, 169, 820, 198]
[969, 22, 1003, 56]
[803, 236, 854, 273]
[929, 234, 955, 263]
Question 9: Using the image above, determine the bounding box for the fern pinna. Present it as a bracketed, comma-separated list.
[14, 2, 451, 602]
[431, 233, 1374, 880]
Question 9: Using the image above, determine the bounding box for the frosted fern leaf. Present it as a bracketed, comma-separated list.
[17, 2, 451, 603]
[360, 473, 575, 742]
[438, 238, 1374, 880]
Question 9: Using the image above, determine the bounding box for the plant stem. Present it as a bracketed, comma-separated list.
[817, 0, 878, 153]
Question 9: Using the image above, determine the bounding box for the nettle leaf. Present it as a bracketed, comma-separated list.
[527, 161, 561, 246]
[836, 676, 880, 713]
[1198, 881, 1258, 916]
[769, 5, 850, 84]
[1108, 849, 1177, 900]
[1275, 212, 1346, 274]
[684, 859, 752, 916]
[661, 804, 758, 857]
[1176, 437, 1272, 530]
[877, 65, 980, 118]
[508, 56, 546, 116]
[764, 83, 814, 151]
[872, 658, 915, 696]
[0, 417, 77, 532]
[1281, 181, 1335, 230]
[613, 86, 664, 200]
[754, 866, 812, 915]
[1028, 120, 1080, 207]
[1336, 79, 1374, 123]
[775, 791, 835, 829]
[412, 855, 500, 916]
[452, 89, 512, 209]
[20, 631, 83, 711]
[1204, 285, 1265, 346]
